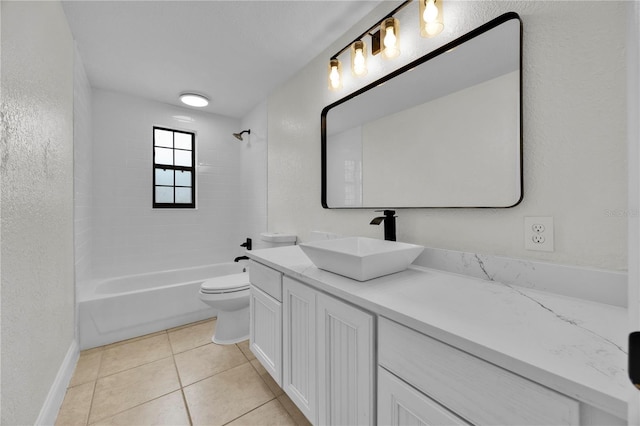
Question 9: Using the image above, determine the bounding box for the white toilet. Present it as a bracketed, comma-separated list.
[199, 232, 297, 344]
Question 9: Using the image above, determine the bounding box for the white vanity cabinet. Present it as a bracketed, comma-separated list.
[282, 275, 375, 425]
[249, 261, 283, 386]
[378, 317, 581, 426]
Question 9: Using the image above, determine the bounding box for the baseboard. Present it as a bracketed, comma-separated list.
[35, 339, 79, 425]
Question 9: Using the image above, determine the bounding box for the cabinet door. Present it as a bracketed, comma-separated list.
[283, 277, 316, 424]
[249, 285, 282, 386]
[317, 293, 374, 426]
[378, 367, 470, 426]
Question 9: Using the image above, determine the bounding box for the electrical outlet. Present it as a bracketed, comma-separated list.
[524, 217, 554, 252]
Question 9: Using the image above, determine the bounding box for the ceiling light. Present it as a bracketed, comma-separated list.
[179, 93, 209, 107]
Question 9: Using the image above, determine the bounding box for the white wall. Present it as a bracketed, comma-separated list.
[0, 2, 76, 424]
[239, 100, 269, 251]
[74, 47, 93, 285]
[91, 90, 247, 278]
[268, 1, 628, 271]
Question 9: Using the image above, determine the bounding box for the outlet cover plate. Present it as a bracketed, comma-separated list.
[524, 216, 554, 252]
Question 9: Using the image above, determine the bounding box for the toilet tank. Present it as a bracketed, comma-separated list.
[260, 232, 297, 248]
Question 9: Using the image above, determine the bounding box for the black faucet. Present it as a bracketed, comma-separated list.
[234, 238, 252, 262]
[240, 238, 252, 251]
[370, 210, 396, 241]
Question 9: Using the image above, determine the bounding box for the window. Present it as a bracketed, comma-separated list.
[153, 127, 195, 208]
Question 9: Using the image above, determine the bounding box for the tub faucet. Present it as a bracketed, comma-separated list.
[234, 256, 249, 262]
[370, 210, 396, 241]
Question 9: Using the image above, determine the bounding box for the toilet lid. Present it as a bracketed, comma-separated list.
[201, 272, 250, 294]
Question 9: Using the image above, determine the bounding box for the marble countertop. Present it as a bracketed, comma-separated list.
[247, 245, 629, 419]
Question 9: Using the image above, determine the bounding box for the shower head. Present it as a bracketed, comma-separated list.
[233, 129, 251, 141]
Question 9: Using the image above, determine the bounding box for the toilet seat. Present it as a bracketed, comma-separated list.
[200, 273, 250, 295]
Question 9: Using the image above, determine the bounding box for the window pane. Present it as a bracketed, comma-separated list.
[175, 132, 192, 150]
[175, 149, 192, 167]
[155, 129, 173, 147]
[175, 170, 191, 187]
[155, 186, 174, 203]
[155, 147, 173, 165]
[155, 168, 174, 186]
[175, 187, 192, 204]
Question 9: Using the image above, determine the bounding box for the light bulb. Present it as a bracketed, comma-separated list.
[425, 22, 444, 36]
[423, 0, 438, 23]
[353, 49, 366, 75]
[383, 26, 397, 49]
[329, 66, 340, 89]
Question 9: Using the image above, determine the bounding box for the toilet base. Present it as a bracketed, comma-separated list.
[212, 305, 250, 345]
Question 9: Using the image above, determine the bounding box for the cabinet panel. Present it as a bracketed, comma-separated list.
[249, 285, 282, 386]
[378, 367, 470, 426]
[249, 260, 283, 301]
[283, 277, 316, 424]
[379, 318, 580, 426]
[317, 293, 374, 426]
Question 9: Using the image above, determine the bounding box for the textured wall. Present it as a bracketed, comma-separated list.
[74, 47, 93, 285]
[1, 2, 75, 424]
[268, 1, 628, 271]
[91, 90, 245, 278]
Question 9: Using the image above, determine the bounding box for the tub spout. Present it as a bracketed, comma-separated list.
[234, 256, 250, 262]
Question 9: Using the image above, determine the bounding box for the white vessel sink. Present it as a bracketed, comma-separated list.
[299, 237, 424, 281]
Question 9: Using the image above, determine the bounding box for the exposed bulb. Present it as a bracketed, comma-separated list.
[423, 0, 438, 23]
[329, 65, 341, 89]
[353, 48, 366, 75]
[425, 22, 443, 36]
[383, 26, 397, 49]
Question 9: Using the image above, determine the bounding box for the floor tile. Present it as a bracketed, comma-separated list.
[55, 381, 95, 426]
[69, 350, 103, 387]
[99, 333, 172, 377]
[91, 391, 190, 426]
[250, 359, 284, 397]
[89, 357, 180, 424]
[184, 362, 274, 426]
[236, 340, 256, 361]
[226, 399, 296, 426]
[168, 319, 216, 354]
[174, 342, 247, 386]
[277, 394, 312, 426]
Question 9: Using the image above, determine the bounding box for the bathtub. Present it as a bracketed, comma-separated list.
[78, 263, 246, 349]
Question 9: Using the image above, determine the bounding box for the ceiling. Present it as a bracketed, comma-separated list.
[62, 0, 382, 119]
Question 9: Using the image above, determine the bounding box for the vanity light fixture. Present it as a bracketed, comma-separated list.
[179, 93, 209, 107]
[420, 0, 444, 37]
[328, 58, 343, 91]
[351, 40, 368, 76]
[381, 17, 401, 59]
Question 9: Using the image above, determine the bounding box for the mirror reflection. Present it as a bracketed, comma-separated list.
[322, 13, 522, 208]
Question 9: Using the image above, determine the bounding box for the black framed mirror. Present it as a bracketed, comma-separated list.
[321, 12, 522, 209]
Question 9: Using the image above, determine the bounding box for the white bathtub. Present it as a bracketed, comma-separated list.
[78, 263, 246, 349]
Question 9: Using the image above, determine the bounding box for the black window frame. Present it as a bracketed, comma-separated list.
[152, 126, 196, 209]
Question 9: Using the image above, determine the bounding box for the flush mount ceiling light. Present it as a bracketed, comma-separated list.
[179, 93, 209, 107]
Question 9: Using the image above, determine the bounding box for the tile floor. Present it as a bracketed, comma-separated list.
[55, 318, 311, 426]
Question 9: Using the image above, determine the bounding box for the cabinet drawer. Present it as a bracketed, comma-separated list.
[249, 261, 282, 301]
[378, 366, 470, 426]
[379, 318, 579, 425]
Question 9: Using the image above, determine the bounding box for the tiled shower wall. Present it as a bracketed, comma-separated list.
[91, 89, 246, 278]
[74, 47, 93, 285]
